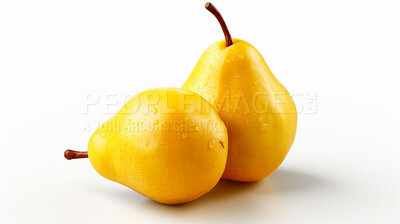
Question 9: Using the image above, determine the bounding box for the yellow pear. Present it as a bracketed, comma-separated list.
[182, 3, 297, 182]
[65, 88, 228, 204]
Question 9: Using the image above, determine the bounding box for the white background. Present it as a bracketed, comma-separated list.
[1, 0, 399, 223]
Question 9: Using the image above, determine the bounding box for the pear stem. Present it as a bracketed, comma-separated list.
[64, 150, 88, 160]
[205, 2, 233, 47]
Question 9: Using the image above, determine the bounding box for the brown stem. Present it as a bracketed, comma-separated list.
[205, 2, 233, 47]
[64, 150, 88, 160]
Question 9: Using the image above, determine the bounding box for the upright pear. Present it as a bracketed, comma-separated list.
[183, 3, 297, 182]
[65, 88, 228, 204]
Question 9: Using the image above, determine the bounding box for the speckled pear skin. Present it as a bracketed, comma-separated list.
[183, 39, 297, 182]
[88, 88, 228, 204]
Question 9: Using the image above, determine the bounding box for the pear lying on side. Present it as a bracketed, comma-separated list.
[65, 88, 228, 204]
[183, 3, 297, 182]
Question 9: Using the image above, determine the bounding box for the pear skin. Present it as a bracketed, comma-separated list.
[67, 88, 228, 204]
[183, 3, 297, 182]
[183, 39, 297, 182]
